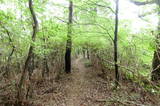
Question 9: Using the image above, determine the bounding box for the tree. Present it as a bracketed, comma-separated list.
[0, 23, 15, 77]
[17, 0, 38, 102]
[152, 4, 160, 81]
[114, 0, 120, 87]
[65, 1, 73, 73]
[130, 0, 160, 81]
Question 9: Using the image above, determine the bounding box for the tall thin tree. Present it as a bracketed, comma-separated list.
[17, 0, 38, 102]
[114, 0, 120, 87]
[0, 23, 15, 77]
[130, 0, 160, 81]
[65, 1, 73, 73]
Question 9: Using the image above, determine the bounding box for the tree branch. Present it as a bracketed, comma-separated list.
[29, 0, 38, 41]
[130, 0, 155, 5]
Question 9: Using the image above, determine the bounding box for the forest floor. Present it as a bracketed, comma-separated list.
[30, 57, 160, 106]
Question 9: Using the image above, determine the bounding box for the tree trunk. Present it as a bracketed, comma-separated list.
[0, 23, 15, 77]
[151, 5, 160, 81]
[42, 26, 49, 77]
[87, 48, 90, 59]
[152, 51, 160, 81]
[131, 0, 160, 82]
[17, 0, 38, 102]
[65, 1, 73, 73]
[82, 48, 86, 58]
[114, 0, 120, 87]
[42, 57, 49, 77]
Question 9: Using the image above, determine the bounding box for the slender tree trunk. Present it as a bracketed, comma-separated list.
[17, 0, 38, 102]
[41, 25, 49, 77]
[151, 4, 160, 81]
[42, 51, 49, 77]
[0, 23, 15, 77]
[5, 46, 15, 76]
[87, 48, 90, 59]
[130, 0, 160, 82]
[82, 48, 86, 58]
[65, 1, 73, 73]
[114, 0, 120, 87]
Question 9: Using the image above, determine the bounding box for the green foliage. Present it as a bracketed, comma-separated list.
[0, 0, 157, 87]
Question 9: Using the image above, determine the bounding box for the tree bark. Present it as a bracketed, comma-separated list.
[130, 0, 160, 82]
[17, 0, 38, 102]
[41, 25, 49, 77]
[65, 1, 73, 73]
[151, 4, 160, 81]
[82, 47, 86, 58]
[87, 48, 90, 59]
[114, 0, 120, 87]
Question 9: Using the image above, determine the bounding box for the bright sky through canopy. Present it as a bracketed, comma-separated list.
[119, 0, 158, 33]
[0, 0, 158, 33]
[50, 0, 158, 33]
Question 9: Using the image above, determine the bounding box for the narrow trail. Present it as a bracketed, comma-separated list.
[64, 57, 108, 106]
[66, 57, 87, 105]
[33, 57, 159, 106]
[34, 57, 108, 106]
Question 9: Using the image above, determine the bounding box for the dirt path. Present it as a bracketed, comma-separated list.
[64, 57, 107, 106]
[66, 57, 92, 106]
[33, 57, 108, 106]
[66, 57, 86, 105]
[33, 57, 160, 106]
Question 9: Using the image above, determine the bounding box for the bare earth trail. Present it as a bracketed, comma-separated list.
[33, 57, 159, 106]
[66, 57, 88, 106]
[36, 57, 108, 106]
[64, 57, 107, 106]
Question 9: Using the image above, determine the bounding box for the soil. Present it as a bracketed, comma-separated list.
[10, 57, 160, 106]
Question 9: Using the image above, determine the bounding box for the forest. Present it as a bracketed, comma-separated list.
[0, 0, 160, 106]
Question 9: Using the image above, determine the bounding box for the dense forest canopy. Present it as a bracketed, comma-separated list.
[0, 0, 160, 105]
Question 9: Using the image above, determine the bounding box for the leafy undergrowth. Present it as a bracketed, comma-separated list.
[1, 58, 160, 106]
